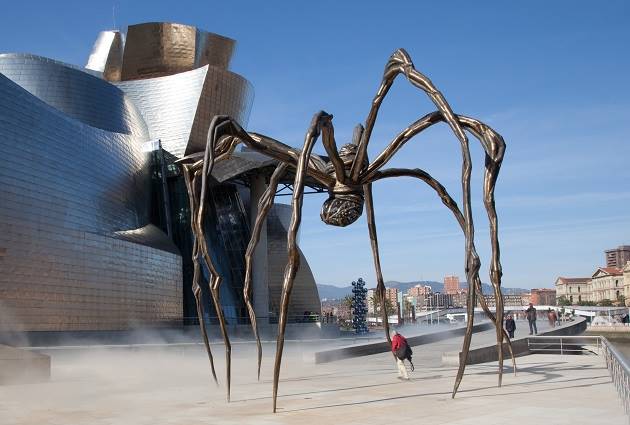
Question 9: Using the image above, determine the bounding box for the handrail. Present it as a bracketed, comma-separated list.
[527, 335, 629, 418]
[601, 336, 630, 417]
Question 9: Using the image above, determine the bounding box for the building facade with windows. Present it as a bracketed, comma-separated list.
[590, 267, 624, 303]
[530, 288, 557, 306]
[443, 275, 460, 294]
[605, 246, 630, 268]
[555, 277, 590, 304]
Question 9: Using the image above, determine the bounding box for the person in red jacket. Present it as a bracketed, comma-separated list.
[391, 330, 412, 380]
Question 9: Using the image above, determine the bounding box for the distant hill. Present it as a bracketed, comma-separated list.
[318, 280, 530, 300]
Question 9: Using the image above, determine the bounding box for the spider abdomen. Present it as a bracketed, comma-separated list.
[320, 186, 364, 227]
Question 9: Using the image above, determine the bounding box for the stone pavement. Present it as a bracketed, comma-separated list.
[0, 335, 625, 425]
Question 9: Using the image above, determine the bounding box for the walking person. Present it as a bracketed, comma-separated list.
[525, 303, 538, 335]
[391, 330, 412, 380]
[547, 308, 555, 328]
[505, 314, 516, 339]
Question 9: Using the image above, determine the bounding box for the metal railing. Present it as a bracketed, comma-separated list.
[527, 335, 630, 418]
[527, 335, 602, 355]
[601, 336, 630, 418]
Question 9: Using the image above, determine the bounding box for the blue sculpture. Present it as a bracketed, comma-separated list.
[351, 278, 368, 334]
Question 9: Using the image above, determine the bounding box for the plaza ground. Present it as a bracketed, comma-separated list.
[0, 322, 625, 425]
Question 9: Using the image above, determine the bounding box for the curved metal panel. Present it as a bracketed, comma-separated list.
[120, 22, 236, 80]
[85, 30, 124, 81]
[195, 30, 235, 70]
[186, 66, 254, 156]
[0, 221, 182, 332]
[267, 204, 321, 319]
[114, 65, 208, 158]
[0, 73, 182, 332]
[0, 53, 146, 135]
[115, 64, 253, 159]
[211, 151, 276, 183]
[0, 72, 149, 234]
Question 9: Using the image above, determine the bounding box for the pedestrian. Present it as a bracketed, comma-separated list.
[505, 314, 516, 339]
[391, 330, 413, 380]
[547, 308, 555, 328]
[525, 303, 538, 335]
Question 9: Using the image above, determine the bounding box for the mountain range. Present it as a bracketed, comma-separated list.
[317, 280, 530, 300]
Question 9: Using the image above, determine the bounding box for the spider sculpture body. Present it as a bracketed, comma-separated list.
[178, 48, 514, 413]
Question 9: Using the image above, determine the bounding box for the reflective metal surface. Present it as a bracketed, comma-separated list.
[85, 30, 123, 81]
[115, 66, 208, 158]
[186, 66, 253, 156]
[0, 66, 182, 332]
[121, 22, 235, 81]
[267, 204, 321, 319]
[115, 62, 253, 159]
[182, 48, 509, 412]
[0, 54, 145, 135]
[0, 21, 263, 337]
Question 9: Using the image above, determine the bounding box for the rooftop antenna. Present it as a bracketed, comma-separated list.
[112, 4, 117, 30]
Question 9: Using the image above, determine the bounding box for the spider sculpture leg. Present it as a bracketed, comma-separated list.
[195, 125, 235, 402]
[363, 183, 391, 343]
[361, 113, 507, 396]
[180, 115, 334, 401]
[350, 48, 468, 182]
[474, 275, 516, 376]
[243, 162, 289, 380]
[369, 167, 515, 388]
[480, 131, 507, 386]
[181, 164, 218, 384]
[204, 115, 334, 187]
[272, 111, 332, 413]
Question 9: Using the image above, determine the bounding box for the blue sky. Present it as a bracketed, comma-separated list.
[1, 1, 628, 289]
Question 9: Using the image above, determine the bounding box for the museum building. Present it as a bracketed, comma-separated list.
[0, 22, 321, 333]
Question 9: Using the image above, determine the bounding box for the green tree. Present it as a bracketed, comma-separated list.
[342, 295, 353, 310]
[599, 299, 613, 307]
[557, 296, 571, 306]
[370, 292, 394, 323]
[338, 295, 354, 330]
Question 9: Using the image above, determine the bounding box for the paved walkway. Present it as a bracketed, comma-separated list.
[0, 336, 625, 425]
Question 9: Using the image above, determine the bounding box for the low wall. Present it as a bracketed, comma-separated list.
[314, 322, 494, 364]
[585, 325, 630, 341]
[0, 344, 50, 384]
[1, 322, 337, 347]
[442, 317, 587, 366]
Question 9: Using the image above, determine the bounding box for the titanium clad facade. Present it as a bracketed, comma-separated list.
[0, 21, 320, 335]
[0, 69, 182, 332]
[120, 22, 235, 81]
[186, 66, 253, 156]
[115, 66, 208, 158]
[0, 54, 145, 136]
[85, 30, 124, 81]
[267, 205, 321, 319]
[114, 64, 253, 159]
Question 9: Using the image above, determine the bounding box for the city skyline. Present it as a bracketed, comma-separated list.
[1, 1, 628, 289]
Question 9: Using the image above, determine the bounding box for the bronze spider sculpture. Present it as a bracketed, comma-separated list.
[178, 48, 515, 412]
